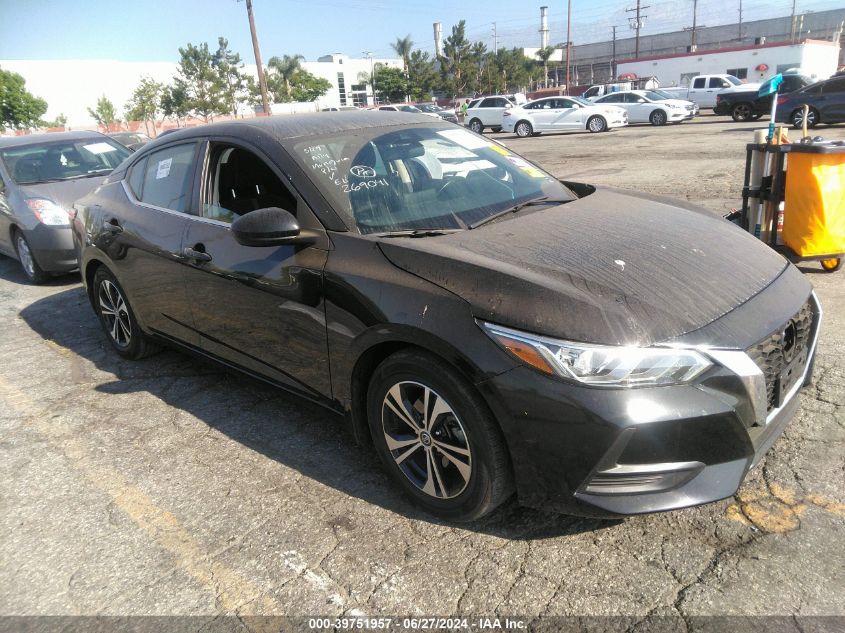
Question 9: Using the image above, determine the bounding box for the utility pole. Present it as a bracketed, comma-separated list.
[627, 0, 649, 59]
[492, 22, 498, 52]
[790, 0, 797, 41]
[691, 0, 698, 49]
[565, 0, 572, 94]
[611, 25, 618, 81]
[363, 51, 376, 105]
[244, 0, 270, 115]
[738, 0, 743, 41]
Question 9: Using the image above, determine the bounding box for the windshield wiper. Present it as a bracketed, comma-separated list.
[468, 196, 572, 229]
[369, 228, 464, 238]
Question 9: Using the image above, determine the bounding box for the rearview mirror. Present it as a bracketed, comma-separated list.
[231, 207, 308, 247]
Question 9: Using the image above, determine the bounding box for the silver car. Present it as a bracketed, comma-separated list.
[0, 131, 130, 283]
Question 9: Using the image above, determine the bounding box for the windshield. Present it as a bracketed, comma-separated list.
[644, 90, 674, 100]
[726, 76, 743, 86]
[293, 126, 575, 234]
[400, 105, 422, 113]
[1, 138, 130, 185]
[571, 96, 592, 106]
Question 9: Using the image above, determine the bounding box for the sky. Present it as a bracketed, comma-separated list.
[2, 0, 843, 64]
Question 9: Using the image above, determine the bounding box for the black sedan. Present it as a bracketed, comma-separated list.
[0, 131, 131, 283]
[775, 74, 845, 128]
[72, 112, 820, 521]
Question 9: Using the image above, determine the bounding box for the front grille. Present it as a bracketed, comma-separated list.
[746, 300, 815, 413]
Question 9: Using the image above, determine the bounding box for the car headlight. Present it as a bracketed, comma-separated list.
[480, 321, 712, 387]
[26, 198, 70, 226]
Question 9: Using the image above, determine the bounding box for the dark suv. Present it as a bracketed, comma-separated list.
[714, 74, 812, 122]
[775, 75, 845, 128]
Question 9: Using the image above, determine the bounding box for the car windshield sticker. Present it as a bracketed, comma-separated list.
[83, 142, 119, 155]
[155, 158, 172, 179]
[436, 129, 491, 150]
[505, 155, 545, 178]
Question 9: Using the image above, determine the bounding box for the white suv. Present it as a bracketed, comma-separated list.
[464, 96, 516, 133]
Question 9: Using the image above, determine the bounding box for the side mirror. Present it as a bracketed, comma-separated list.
[505, 103, 513, 109]
[231, 207, 309, 247]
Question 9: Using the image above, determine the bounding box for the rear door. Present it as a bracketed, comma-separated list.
[526, 99, 558, 129]
[819, 78, 845, 122]
[103, 142, 200, 344]
[687, 76, 709, 106]
[180, 139, 332, 399]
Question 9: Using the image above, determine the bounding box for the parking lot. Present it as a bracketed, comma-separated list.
[1, 114, 844, 629]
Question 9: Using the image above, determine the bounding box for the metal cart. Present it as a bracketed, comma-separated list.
[739, 141, 845, 272]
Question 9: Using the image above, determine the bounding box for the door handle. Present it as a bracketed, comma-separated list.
[103, 219, 123, 233]
[183, 246, 212, 262]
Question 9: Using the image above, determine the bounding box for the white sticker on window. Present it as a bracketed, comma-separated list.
[436, 129, 492, 150]
[83, 142, 118, 155]
[155, 158, 172, 179]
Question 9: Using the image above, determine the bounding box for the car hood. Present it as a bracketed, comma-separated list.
[661, 99, 694, 107]
[18, 176, 109, 210]
[378, 187, 789, 346]
[720, 84, 761, 94]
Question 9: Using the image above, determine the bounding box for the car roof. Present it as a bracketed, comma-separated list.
[0, 130, 108, 149]
[142, 112, 440, 149]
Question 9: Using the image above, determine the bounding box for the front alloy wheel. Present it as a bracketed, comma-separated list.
[587, 116, 607, 133]
[381, 381, 472, 500]
[92, 267, 157, 360]
[15, 232, 47, 284]
[469, 119, 483, 134]
[792, 108, 817, 129]
[650, 110, 667, 126]
[515, 121, 533, 138]
[367, 350, 513, 521]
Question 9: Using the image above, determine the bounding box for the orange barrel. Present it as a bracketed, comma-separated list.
[782, 141, 845, 257]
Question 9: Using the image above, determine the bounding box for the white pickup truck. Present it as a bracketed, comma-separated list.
[661, 74, 760, 109]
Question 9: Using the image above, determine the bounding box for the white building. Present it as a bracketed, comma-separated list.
[616, 39, 840, 87]
[0, 53, 403, 128]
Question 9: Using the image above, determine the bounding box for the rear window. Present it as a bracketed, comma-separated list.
[0, 138, 130, 185]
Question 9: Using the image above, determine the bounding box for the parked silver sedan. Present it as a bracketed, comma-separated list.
[0, 131, 130, 283]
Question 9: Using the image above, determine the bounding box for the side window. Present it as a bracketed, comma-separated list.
[692, 77, 706, 89]
[205, 145, 297, 224]
[823, 78, 845, 94]
[709, 78, 726, 88]
[139, 144, 197, 212]
[584, 87, 598, 98]
[127, 157, 147, 198]
[602, 94, 623, 103]
[558, 99, 574, 109]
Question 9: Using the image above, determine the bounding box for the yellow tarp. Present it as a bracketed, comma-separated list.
[783, 152, 845, 257]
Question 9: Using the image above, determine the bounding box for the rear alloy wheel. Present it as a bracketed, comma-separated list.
[469, 118, 484, 134]
[587, 116, 607, 133]
[792, 108, 818, 129]
[731, 103, 754, 122]
[367, 350, 513, 521]
[14, 231, 48, 284]
[650, 110, 667, 126]
[93, 267, 156, 359]
[515, 121, 533, 138]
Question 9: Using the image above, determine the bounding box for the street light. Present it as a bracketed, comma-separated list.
[363, 51, 377, 106]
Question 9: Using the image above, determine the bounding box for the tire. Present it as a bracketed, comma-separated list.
[92, 267, 157, 359]
[792, 108, 818, 129]
[468, 118, 484, 134]
[14, 230, 48, 284]
[731, 103, 754, 122]
[821, 258, 842, 272]
[515, 120, 533, 138]
[367, 349, 513, 521]
[587, 116, 607, 133]
[650, 110, 667, 126]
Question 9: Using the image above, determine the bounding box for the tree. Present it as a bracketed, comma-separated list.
[374, 66, 408, 103]
[175, 42, 227, 122]
[536, 46, 557, 88]
[43, 113, 67, 129]
[87, 95, 119, 129]
[0, 65, 48, 132]
[213, 36, 247, 117]
[289, 71, 331, 102]
[267, 54, 305, 97]
[125, 77, 164, 136]
[407, 50, 439, 101]
[390, 35, 414, 72]
[440, 21, 483, 97]
[161, 82, 190, 127]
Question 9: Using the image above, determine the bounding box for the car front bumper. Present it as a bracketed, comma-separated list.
[25, 224, 77, 273]
[477, 291, 821, 518]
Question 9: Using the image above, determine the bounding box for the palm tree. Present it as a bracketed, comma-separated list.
[390, 35, 414, 72]
[268, 54, 305, 96]
[536, 46, 556, 88]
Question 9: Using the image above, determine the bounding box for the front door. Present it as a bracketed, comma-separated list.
[551, 98, 585, 129]
[181, 142, 332, 400]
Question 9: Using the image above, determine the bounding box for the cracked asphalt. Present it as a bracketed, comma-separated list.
[1, 115, 843, 631]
